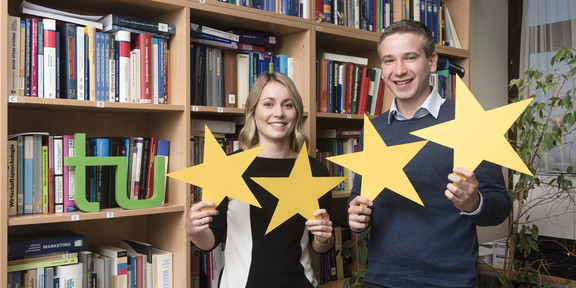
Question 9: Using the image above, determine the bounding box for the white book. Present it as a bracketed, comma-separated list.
[287, 57, 294, 81]
[91, 257, 105, 288]
[370, 67, 382, 115]
[76, 26, 85, 100]
[319, 52, 368, 66]
[152, 248, 172, 288]
[21, 0, 103, 29]
[116, 31, 131, 103]
[55, 263, 83, 288]
[236, 53, 250, 109]
[443, 5, 461, 48]
[8, 16, 21, 96]
[36, 267, 44, 288]
[95, 246, 128, 288]
[301, 0, 308, 19]
[42, 19, 56, 99]
[53, 136, 64, 213]
[354, 0, 360, 29]
[191, 22, 240, 42]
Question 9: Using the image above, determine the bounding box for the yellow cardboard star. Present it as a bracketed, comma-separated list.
[410, 76, 533, 175]
[251, 144, 345, 234]
[167, 126, 263, 209]
[327, 115, 427, 206]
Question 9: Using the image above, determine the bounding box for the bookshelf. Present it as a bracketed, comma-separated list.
[0, 0, 470, 287]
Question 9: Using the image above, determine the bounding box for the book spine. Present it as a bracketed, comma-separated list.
[60, 23, 77, 99]
[8, 256, 78, 273]
[62, 135, 76, 212]
[108, 33, 116, 102]
[53, 136, 64, 213]
[137, 33, 152, 104]
[37, 21, 44, 98]
[152, 37, 159, 104]
[7, 140, 18, 216]
[42, 19, 57, 99]
[16, 136, 24, 214]
[102, 14, 175, 35]
[116, 31, 131, 103]
[19, 20, 26, 96]
[8, 16, 21, 96]
[76, 27, 85, 100]
[84, 26, 96, 101]
[41, 145, 48, 213]
[30, 18, 39, 97]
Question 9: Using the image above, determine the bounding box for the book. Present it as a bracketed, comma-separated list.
[8, 16, 21, 96]
[19, 19, 26, 96]
[76, 26, 85, 100]
[84, 26, 97, 101]
[59, 23, 77, 99]
[7, 139, 18, 216]
[42, 18, 57, 99]
[228, 29, 278, 47]
[30, 18, 39, 97]
[136, 33, 153, 104]
[152, 248, 173, 288]
[190, 37, 238, 50]
[118, 239, 153, 288]
[144, 137, 158, 199]
[236, 53, 250, 109]
[319, 52, 368, 66]
[156, 139, 170, 200]
[436, 56, 465, 78]
[100, 14, 175, 35]
[95, 245, 128, 288]
[316, 128, 362, 138]
[62, 135, 76, 212]
[191, 22, 239, 42]
[91, 255, 105, 288]
[78, 250, 92, 288]
[223, 50, 237, 107]
[7, 252, 78, 272]
[55, 262, 84, 288]
[20, 0, 103, 29]
[8, 230, 86, 260]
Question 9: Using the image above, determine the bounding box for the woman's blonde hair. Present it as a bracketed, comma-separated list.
[238, 72, 308, 153]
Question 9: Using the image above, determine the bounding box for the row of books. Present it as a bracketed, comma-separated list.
[215, 0, 308, 18]
[190, 243, 224, 288]
[189, 24, 294, 109]
[8, 230, 172, 288]
[7, 2, 174, 104]
[6, 132, 170, 216]
[317, 53, 386, 115]
[311, 224, 369, 285]
[316, 134, 360, 191]
[401, 0, 461, 48]
[316, 0, 394, 33]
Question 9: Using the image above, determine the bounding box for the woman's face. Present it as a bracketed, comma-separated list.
[254, 81, 297, 147]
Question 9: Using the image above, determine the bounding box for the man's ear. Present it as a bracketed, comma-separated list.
[429, 53, 438, 73]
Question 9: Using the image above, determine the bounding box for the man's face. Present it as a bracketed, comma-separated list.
[379, 33, 437, 107]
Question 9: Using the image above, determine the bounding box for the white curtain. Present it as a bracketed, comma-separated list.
[519, 0, 576, 174]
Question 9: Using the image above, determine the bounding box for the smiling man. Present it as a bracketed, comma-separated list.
[346, 20, 511, 288]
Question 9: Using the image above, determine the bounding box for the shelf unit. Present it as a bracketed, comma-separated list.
[1, 0, 470, 286]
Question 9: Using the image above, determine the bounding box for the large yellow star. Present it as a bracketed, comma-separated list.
[410, 76, 533, 175]
[167, 126, 263, 209]
[251, 144, 345, 235]
[327, 115, 427, 206]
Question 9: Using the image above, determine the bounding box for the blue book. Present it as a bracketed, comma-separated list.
[99, 14, 175, 35]
[89, 138, 110, 205]
[157, 139, 170, 195]
[278, 54, 288, 75]
[59, 23, 77, 99]
[8, 230, 86, 260]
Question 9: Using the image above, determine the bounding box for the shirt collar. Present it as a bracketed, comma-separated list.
[387, 89, 446, 124]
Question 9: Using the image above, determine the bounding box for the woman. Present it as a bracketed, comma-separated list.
[185, 72, 334, 288]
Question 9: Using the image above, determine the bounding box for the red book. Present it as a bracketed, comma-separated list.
[135, 33, 152, 103]
[145, 137, 158, 199]
[374, 79, 385, 115]
[318, 58, 329, 113]
[356, 74, 371, 115]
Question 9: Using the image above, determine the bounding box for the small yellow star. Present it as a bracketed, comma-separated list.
[167, 126, 263, 209]
[251, 144, 345, 235]
[327, 115, 427, 206]
[410, 76, 533, 175]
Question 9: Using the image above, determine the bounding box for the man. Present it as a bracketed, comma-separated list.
[347, 20, 511, 288]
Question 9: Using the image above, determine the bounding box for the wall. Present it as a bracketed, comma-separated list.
[470, 0, 510, 243]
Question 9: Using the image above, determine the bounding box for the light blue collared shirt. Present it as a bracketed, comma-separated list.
[387, 90, 483, 215]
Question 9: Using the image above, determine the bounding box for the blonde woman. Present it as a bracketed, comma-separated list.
[186, 72, 334, 288]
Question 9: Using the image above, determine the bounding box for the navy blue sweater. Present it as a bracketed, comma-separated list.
[350, 100, 510, 288]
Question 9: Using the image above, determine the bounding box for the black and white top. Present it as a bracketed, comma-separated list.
[209, 156, 332, 288]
